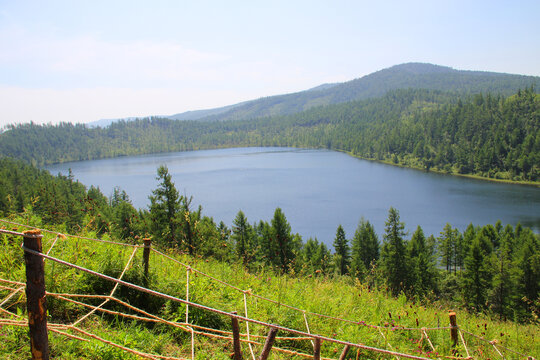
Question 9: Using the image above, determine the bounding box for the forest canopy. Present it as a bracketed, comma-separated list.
[1, 88, 538, 182]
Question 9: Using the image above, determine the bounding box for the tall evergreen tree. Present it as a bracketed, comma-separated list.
[439, 223, 458, 273]
[380, 207, 409, 295]
[333, 225, 350, 275]
[271, 208, 294, 272]
[408, 226, 437, 296]
[490, 229, 515, 319]
[462, 233, 493, 310]
[149, 165, 181, 246]
[231, 210, 253, 265]
[512, 229, 540, 320]
[351, 219, 379, 277]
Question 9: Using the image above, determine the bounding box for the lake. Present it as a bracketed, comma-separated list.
[46, 147, 540, 245]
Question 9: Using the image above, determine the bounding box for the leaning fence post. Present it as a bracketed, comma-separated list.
[142, 238, 151, 285]
[23, 229, 49, 360]
[258, 327, 278, 360]
[231, 311, 243, 360]
[449, 311, 458, 348]
[339, 344, 351, 360]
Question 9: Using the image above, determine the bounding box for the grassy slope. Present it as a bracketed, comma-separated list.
[1, 217, 538, 359]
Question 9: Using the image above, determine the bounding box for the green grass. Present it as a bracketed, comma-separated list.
[1, 219, 538, 359]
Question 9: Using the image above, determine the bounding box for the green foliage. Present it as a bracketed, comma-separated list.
[333, 224, 350, 275]
[380, 207, 410, 295]
[149, 165, 182, 247]
[408, 226, 438, 297]
[0, 156, 539, 327]
[350, 218, 379, 278]
[2, 88, 538, 183]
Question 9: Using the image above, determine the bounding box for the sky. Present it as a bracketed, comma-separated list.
[1, 0, 539, 128]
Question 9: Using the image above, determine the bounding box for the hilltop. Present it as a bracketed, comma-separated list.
[88, 63, 539, 127]
[166, 62, 538, 123]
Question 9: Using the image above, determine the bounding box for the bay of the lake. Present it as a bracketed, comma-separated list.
[46, 147, 540, 245]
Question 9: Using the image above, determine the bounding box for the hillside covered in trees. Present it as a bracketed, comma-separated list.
[1, 87, 539, 182]
[167, 62, 539, 122]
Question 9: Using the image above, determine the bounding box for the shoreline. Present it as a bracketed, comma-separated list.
[337, 149, 540, 188]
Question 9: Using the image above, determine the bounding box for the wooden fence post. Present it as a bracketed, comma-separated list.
[231, 311, 243, 360]
[258, 327, 278, 360]
[449, 311, 458, 348]
[142, 238, 151, 285]
[339, 344, 351, 360]
[23, 229, 49, 360]
[313, 338, 321, 360]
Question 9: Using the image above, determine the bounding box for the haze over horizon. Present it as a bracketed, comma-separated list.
[1, 0, 539, 128]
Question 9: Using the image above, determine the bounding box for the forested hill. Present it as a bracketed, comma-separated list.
[1, 88, 539, 182]
[168, 63, 539, 122]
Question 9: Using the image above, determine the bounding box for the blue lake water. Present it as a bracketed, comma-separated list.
[46, 147, 540, 245]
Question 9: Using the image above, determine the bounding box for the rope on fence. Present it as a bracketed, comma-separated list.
[243, 291, 256, 360]
[152, 247, 451, 332]
[458, 329, 471, 359]
[459, 328, 531, 359]
[1, 225, 452, 333]
[0, 219, 138, 248]
[72, 245, 138, 327]
[21, 245, 438, 360]
[2, 225, 535, 360]
[3, 283, 342, 360]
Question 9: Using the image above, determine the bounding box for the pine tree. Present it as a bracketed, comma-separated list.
[232, 210, 253, 265]
[462, 233, 493, 310]
[439, 223, 457, 273]
[271, 208, 294, 272]
[490, 230, 515, 319]
[333, 225, 350, 275]
[380, 207, 409, 295]
[149, 165, 181, 246]
[408, 225, 437, 296]
[512, 229, 540, 320]
[351, 219, 379, 277]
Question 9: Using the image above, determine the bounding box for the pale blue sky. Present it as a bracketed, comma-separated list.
[1, 0, 539, 126]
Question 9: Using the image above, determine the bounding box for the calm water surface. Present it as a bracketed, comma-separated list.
[46, 147, 540, 245]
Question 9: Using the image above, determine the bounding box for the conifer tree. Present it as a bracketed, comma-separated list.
[232, 210, 253, 265]
[333, 225, 350, 275]
[149, 165, 181, 246]
[271, 208, 294, 272]
[351, 219, 379, 277]
[512, 229, 540, 320]
[462, 233, 493, 310]
[490, 229, 515, 319]
[408, 225, 437, 296]
[380, 207, 409, 295]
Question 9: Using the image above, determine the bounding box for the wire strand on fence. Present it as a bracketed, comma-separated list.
[72, 245, 138, 326]
[459, 329, 530, 359]
[2, 224, 451, 333]
[2, 224, 534, 360]
[243, 291, 256, 360]
[21, 245, 437, 360]
[0, 219, 139, 248]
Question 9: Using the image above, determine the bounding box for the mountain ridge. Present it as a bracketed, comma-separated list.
[169, 62, 539, 122]
[89, 62, 538, 127]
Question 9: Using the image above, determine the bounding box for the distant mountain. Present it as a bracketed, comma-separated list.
[88, 117, 139, 128]
[88, 63, 539, 126]
[168, 63, 539, 122]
